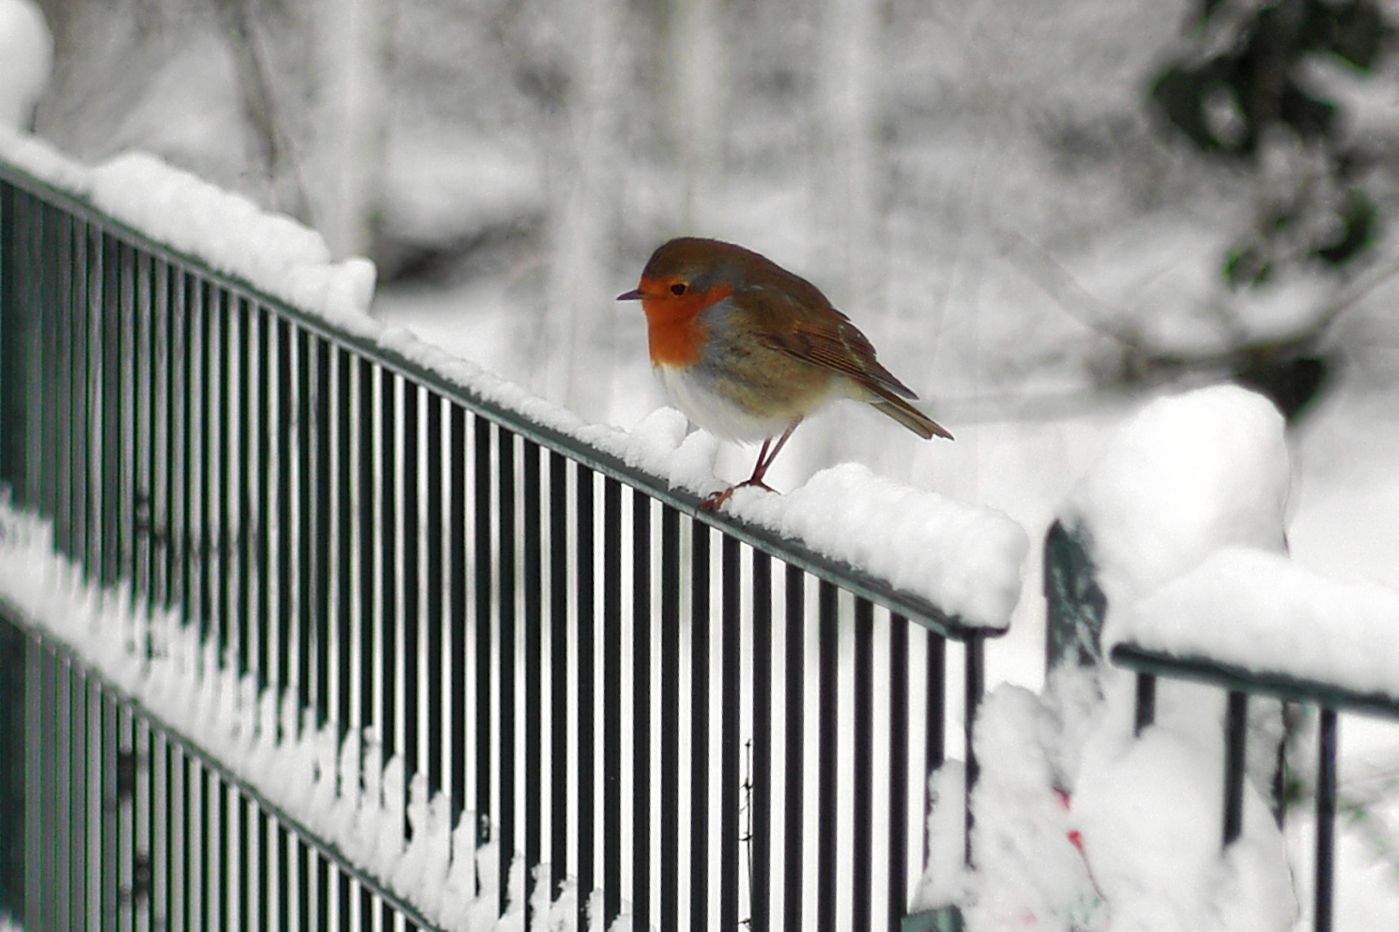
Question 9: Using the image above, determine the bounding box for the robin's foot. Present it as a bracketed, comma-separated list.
[700, 478, 777, 511]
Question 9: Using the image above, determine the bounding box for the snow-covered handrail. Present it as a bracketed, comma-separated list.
[1113, 547, 1399, 716]
[1110, 547, 1399, 932]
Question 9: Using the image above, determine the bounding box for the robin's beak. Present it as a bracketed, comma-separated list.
[616, 288, 644, 301]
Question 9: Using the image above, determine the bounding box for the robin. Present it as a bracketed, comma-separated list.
[618, 237, 951, 509]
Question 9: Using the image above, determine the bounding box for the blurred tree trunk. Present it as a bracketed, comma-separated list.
[541, 0, 626, 419]
[308, 0, 391, 260]
[211, 0, 311, 223]
[815, 0, 883, 312]
[669, 0, 727, 230]
[810, 0, 886, 469]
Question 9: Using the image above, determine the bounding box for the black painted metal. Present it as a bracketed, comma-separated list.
[0, 160, 1000, 932]
[1112, 643, 1391, 932]
[1222, 691, 1247, 846]
[1133, 672, 1156, 736]
[784, 563, 806, 931]
[1316, 708, 1337, 932]
[818, 580, 840, 932]
[963, 634, 984, 866]
[1111, 643, 1399, 720]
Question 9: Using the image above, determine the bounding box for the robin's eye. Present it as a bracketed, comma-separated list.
[670, 282, 688, 296]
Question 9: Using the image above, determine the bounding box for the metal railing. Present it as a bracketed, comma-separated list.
[0, 160, 1000, 931]
[1112, 643, 1399, 932]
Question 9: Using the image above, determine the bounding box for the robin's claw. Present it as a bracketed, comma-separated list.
[700, 477, 778, 511]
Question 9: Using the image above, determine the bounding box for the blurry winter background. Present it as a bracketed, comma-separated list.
[10, 0, 1399, 924]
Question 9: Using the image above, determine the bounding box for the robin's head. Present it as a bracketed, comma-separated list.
[617, 237, 757, 309]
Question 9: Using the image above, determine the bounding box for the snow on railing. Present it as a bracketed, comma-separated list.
[1113, 548, 1399, 932]
[0, 140, 1028, 932]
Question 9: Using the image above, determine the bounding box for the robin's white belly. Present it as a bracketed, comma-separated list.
[655, 363, 797, 442]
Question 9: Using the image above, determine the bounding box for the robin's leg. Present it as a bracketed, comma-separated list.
[702, 419, 801, 510]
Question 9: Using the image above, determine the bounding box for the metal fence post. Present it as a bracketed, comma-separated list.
[0, 619, 25, 922]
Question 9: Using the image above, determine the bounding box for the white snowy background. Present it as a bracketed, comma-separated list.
[6, 0, 1399, 928]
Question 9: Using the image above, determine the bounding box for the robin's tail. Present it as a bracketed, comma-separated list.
[868, 388, 954, 441]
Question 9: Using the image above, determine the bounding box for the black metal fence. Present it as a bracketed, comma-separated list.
[1113, 643, 1399, 932]
[0, 161, 999, 931]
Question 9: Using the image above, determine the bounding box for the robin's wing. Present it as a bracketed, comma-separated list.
[738, 284, 919, 399]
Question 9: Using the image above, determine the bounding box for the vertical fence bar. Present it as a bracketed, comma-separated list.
[497, 426, 517, 912]
[575, 462, 595, 930]
[357, 357, 377, 792]
[690, 520, 711, 932]
[522, 437, 542, 928]
[1222, 691, 1247, 847]
[658, 505, 681, 932]
[302, 331, 325, 719]
[784, 564, 805, 931]
[817, 581, 839, 932]
[548, 451, 568, 902]
[853, 598, 875, 932]
[335, 348, 355, 735]
[99, 232, 119, 588]
[402, 381, 421, 805]
[118, 242, 136, 592]
[750, 550, 773, 932]
[75, 219, 94, 575]
[1315, 708, 1337, 932]
[201, 279, 221, 654]
[474, 414, 493, 851]
[380, 363, 400, 774]
[923, 631, 945, 871]
[720, 534, 742, 932]
[313, 335, 334, 731]
[964, 633, 984, 865]
[52, 211, 76, 551]
[888, 615, 911, 928]
[56, 654, 75, 932]
[426, 394, 446, 799]
[1134, 673, 1156, 736]
[25, 642, 47, 932]
[449, 405, 468, 834]
[631, 489, 651, 932]
[135, 248, 154, 615]
[602, 476, 622, 927]
[0, 181, 24, 498]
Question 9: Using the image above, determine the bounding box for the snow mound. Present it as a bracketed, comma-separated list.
[1062, 383, 1290, 607]
[731, 460, 1028, 629]
[1121, 546, 1399, 702]
[90, 152, 376, 324]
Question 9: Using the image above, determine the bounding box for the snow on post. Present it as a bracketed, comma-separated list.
[947, 385, 1299, 932]
[1049, 384, 1291, 665]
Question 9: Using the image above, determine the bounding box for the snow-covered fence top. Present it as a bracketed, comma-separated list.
[0, 141, 1025, 932]
[1114, 546, 1399, 717]
[0, 133, 1027, 634]
[1106, 546, 1399, 932]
